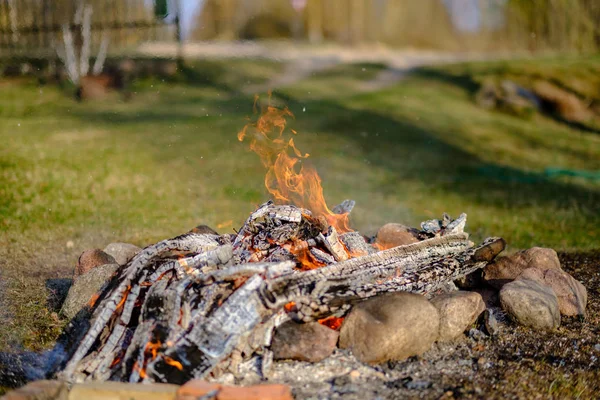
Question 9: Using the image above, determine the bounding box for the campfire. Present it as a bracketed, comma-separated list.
[50, 96, 504, 385]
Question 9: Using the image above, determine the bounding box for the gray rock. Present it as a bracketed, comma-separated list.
[271, 321, 339, 363]
[339, 292, 439, 364]
[475, 81, 499, 110]
[501, 80, 541, 110]
[189, 224, 219, 235]
[431, 291, 485, 342]
[103, 242, 141, 266]
[499, 92, 537, 118]
[517, 267, 587, 316]
[404, 379, 432, 390]
[76, 249, 116, 277]
[375, 223, 419, 249]
[434, 281, 459, 295]
[500, 279, 561, 330]
[61, 263, 119, 319]
[483, 309, 499, 336]
[483, 247, 561, 289]
[467, 328, 488, 341]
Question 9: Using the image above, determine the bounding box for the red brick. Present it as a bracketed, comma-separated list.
[176, 381, 292, 400]
[218, 384, 293, 400]
[177, 381, 221, 400]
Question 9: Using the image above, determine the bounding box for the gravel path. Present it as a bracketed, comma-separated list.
[136, 41, 505, 92]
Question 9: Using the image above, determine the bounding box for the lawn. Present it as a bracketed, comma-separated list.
[0, 56, 599, 355]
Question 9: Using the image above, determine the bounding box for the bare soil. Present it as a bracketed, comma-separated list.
[0, 251, 598, 399]
[256, 251, 600, 399]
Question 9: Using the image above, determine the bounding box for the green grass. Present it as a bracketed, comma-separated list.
[0, 56, 599, 353]
[432, 54, 600, 100]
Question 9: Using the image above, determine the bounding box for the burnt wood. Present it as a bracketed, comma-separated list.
[52, 202, 504, 384]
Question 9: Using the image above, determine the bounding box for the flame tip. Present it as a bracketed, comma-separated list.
[239, 94, 353, 269]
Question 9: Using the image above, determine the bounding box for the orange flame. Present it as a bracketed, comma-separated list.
[292, 244, 325, 270]
[133, 361, 147, 379]
[145, 340, 161, 360]
[238, 93, 351, 233]
[164, 356, 184, 371]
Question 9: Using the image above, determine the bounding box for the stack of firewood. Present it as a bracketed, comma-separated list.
[53, 200, 503, 385]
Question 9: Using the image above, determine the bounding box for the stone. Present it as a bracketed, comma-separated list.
[68, 382, 178, 400]
[103, 242, 141, 266]
[483, 247, 560, 289]
[431, 291, 485, 342]
[533, 81, 593, 124]
[189, 225, 219, 235]
[61, 263, 120, 319]
[75, 249, 116, 277]
[500, 92, 537, 118]
[1, 380, 68, 400]
[500, 279, 561, 330]
[483, 309, 499, 336]
[177, 381, 293, 400]
[339, 292, 439, 364]
[501, 80, 541, 110]
[475, 81, 499, 110]
[375, 223, 419, 249]
[271, 321, 339, 362]
[517, 267, 587, 316]
[468, 328, 488, 341]
[432, 281, 459, 296]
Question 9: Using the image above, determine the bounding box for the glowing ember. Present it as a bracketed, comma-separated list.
[115, 286, 131, 310]
[238, 93, 351, 233]
[87, 293, 100, 308]
[110, 356, 122, 368]
[133, 361, 146, 378]
[373, 242, 395, 251]
[145, 340, 161, 360]
[284, 302, 296, 312]
[318, 316, 345, 330]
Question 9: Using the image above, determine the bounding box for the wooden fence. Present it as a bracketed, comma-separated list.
[0, 0, 179, 60]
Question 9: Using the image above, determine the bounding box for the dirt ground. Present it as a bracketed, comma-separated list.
[0, 251, 598, 398]
[256, 251, 600, 399]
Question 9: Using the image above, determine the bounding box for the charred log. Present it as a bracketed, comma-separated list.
[49, 203, 503, 385]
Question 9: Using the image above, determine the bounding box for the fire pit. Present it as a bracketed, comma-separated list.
[0, 95, 530, 400]
[54, 202, 502, 385]
[35, 96, 503, 387]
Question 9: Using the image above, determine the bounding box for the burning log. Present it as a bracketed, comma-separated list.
[50, 202, 504, 386]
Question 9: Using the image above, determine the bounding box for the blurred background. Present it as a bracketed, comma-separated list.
[0, 0, 599, 356]
[2, 0, 600, 54]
